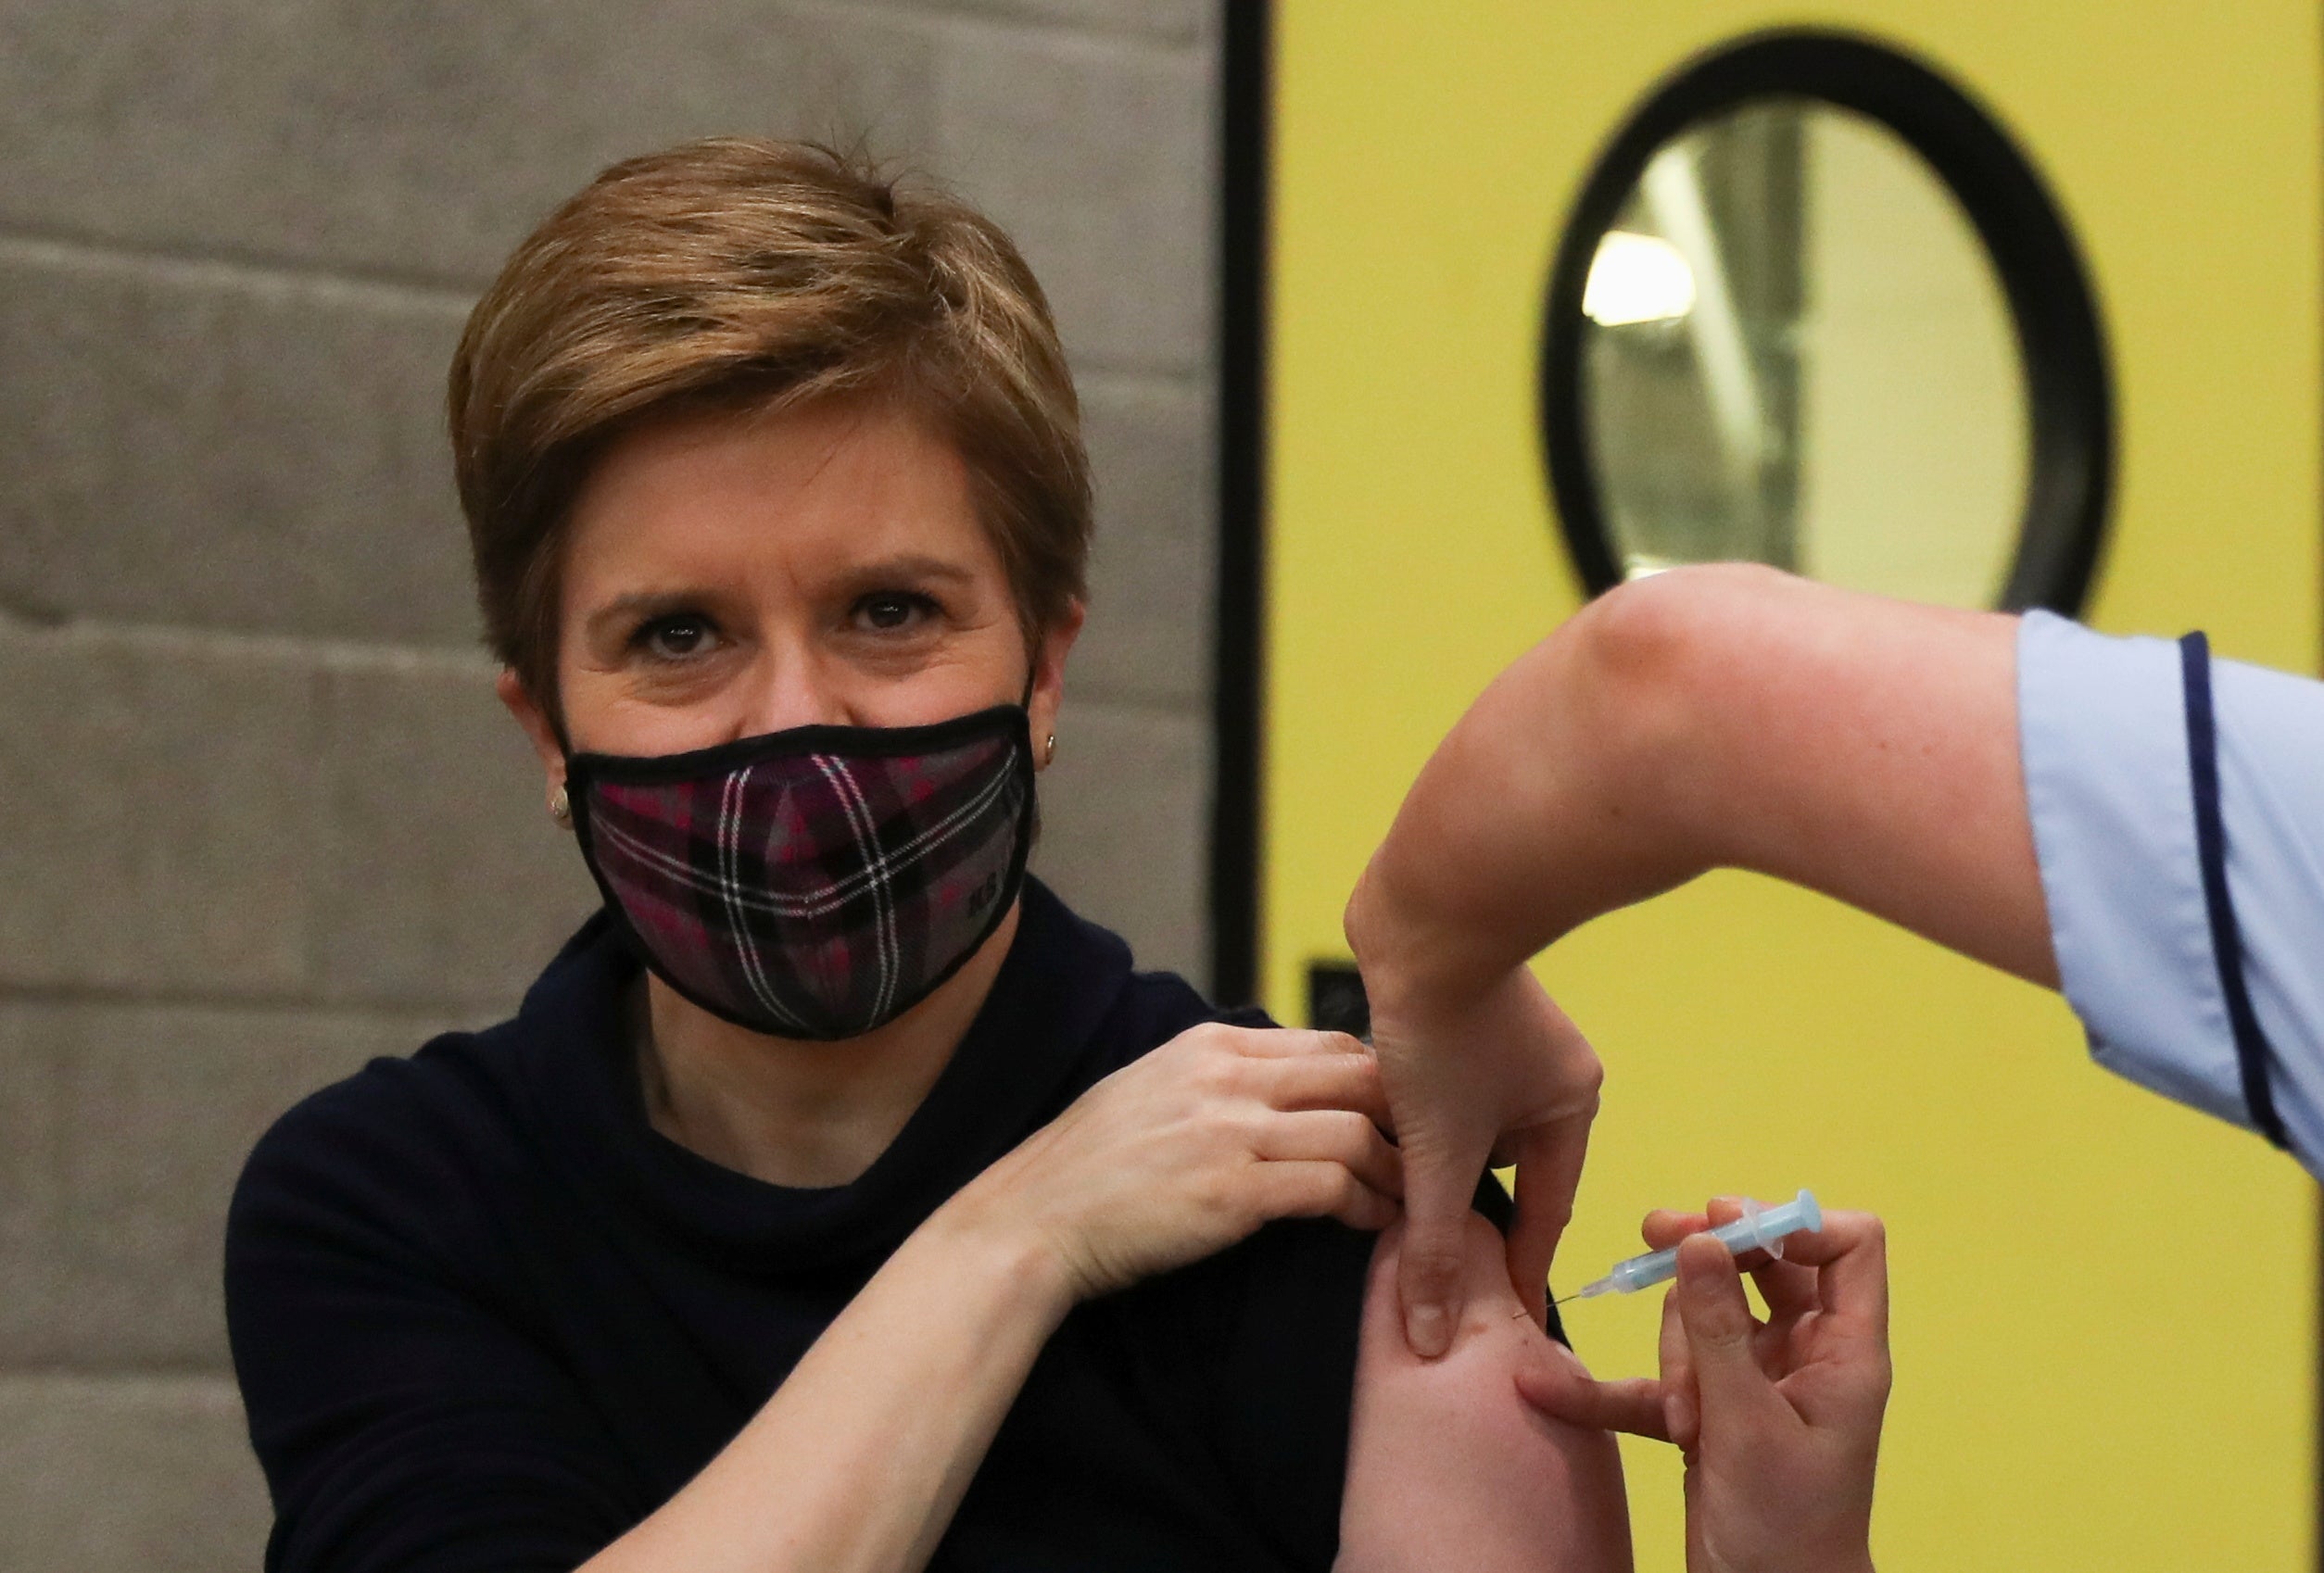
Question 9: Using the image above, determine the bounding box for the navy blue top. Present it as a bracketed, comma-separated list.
[227, 880, 1501, 1572]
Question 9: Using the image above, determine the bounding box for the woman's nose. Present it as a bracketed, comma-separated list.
[740, 648, 849, 737]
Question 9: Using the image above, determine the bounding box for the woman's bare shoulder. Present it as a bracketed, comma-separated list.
[1337, 1216, 1635, 1573]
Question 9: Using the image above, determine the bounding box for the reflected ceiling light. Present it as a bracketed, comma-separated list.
[1583, 230, 1696, 325]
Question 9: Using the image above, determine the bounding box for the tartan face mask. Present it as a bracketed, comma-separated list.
[563, 705, 1035, 1041]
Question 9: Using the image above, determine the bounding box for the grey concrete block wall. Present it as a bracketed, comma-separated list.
[0, 999, 457, 1371]
[0, 247, 476, 641]
[0, 1376, 273, 1573]
[0, 5, 1221, 1568]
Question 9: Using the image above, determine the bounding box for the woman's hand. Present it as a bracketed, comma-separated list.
[1518, 1202, 1891, 1573]
[586, 1026, 1397, 1573]
[960, 1023, 1404, 1304]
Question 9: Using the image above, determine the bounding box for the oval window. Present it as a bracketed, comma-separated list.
[1540, 31, 2111, 613]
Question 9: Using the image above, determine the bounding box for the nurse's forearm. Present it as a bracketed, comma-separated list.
[1355, 564, 2056, 1003]
[577, 1194, 1071, 1573]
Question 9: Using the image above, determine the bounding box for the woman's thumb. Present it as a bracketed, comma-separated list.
[1396, 1155, 1480, 1359]
[1673, 1233, 1771, 1418]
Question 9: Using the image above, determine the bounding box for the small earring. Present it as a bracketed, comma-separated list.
[549, 786, 572, 827]
[1042, 732, 1057, 767]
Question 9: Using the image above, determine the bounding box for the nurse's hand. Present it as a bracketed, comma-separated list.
[961, 1023, 1403, 1304]
[1348, 898, 1603, 1354]
[1518, 1202, 1891, 1573]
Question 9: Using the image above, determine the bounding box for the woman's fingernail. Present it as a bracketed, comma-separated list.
[1408, 1302, 1450, 1358]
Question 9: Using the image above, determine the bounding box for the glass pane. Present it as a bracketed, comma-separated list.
[1580, 98, 2028, 608]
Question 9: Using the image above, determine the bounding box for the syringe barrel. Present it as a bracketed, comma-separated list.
[1610, 1246, 1682, 1294]
[1590, 1191, 1824, 1297]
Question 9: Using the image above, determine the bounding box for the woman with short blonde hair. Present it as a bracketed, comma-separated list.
[226, 138, 1630, 1573]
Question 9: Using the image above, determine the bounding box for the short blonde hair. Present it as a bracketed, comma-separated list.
[448, 137, 1093, 717]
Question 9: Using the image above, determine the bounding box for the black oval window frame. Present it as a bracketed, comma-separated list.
[1538, 30, 2114, 614]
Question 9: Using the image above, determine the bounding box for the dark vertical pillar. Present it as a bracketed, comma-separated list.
[1210, 0, 1270, 1005]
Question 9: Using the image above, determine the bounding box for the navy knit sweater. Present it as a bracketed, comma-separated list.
[226, 880, 1462, 1572]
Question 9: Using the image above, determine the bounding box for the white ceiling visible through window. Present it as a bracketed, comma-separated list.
[1583, 230, 1696, 325]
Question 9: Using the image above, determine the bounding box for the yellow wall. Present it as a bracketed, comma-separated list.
[1263, 4, 2319, 1568]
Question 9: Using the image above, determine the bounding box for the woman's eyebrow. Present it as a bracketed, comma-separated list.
[579, 555, 979, 637]
[840, 553, 979, 586]
[581, 589, 701, 642]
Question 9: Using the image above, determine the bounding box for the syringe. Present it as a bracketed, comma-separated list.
[1557, 1189, 1822, 1304]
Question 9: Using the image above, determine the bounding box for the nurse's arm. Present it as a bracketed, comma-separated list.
[1353, 560, 2052, 1005]
[1347, 563, 2048, 1353]
[1335, 1214, 1633, 1573]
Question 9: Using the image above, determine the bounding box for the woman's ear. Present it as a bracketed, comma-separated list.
[1028, 601, 1085, 772]
[496, 669, 568, 811]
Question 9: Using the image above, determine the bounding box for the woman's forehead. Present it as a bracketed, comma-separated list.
[561, 400, 1003, 596]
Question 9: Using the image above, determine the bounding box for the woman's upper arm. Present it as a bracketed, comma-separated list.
[227, 1086, 639, 1573]
[1335, 1216, 1633, 1573]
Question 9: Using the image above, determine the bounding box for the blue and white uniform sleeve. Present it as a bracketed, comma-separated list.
[2018, 609, 2324, 1174]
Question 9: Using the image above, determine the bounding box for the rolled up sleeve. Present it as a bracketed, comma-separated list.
[2019, 610, 2324, 1173]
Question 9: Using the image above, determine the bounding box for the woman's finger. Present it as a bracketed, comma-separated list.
[1255, 1108, 1406, 1200]
[1657, 1273, 1699, 1451]
[1644, 1198, 1783, 1274]
[1749, 1253, 1822, 1327]
[1387, 1121, 1497, 1359]
[1251, 1049, 1391, 1121]
[1250, 1158, 1401, 1232]
[1794, 1211, 1889, 1336]
[1775, 1207, 1883, 1266]
[1505, 1114, 1589, 1328]
[1214, 1026, 1371, 1060]
[1763, 1211, 1887, 1308]
[1640, 1208, 1709, 1250]
[1698, 1196, 1782, 1277]
[1672, 1235, 1787, 1432]
[1514, 1364, 1673, 1441]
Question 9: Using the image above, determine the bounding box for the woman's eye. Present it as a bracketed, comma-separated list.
[633, 614, 718, 662]
[853, 591, 938, 632]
